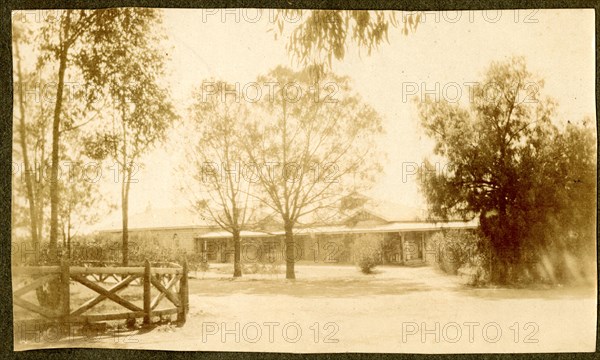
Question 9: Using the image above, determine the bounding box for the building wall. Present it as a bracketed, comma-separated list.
[99, 228, 448, 266]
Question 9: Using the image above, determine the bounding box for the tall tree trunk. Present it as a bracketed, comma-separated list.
[284, 221, 295, 279]
[49, 11, 72, 264]
[14, 40, 39, 263]
[61, 223, 66, 248]
[36, 133, 46, 243]
[121, 168, 130, 266]
[119, 103, 130, 266]
[233, 229, 242, 277]
[67, 216, 71, 260]
[494, 198, 509, 284]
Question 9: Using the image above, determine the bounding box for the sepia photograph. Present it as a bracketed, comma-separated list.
[9, 6, 597, 353]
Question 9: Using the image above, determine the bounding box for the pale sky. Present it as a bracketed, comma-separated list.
[97, 9, 596, 226]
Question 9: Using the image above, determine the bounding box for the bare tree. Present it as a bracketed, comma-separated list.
[184, 81, 258, 277]
[242, 66, 384, 279]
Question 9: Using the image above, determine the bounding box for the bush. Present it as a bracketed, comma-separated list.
[52, 232, 191, 267]
[357, 251, 380, 274]
[352, 234, 383, 274]
[457, 252, 491, 286]
[187, 252, 209, 273]
[433, 230, 490, 285]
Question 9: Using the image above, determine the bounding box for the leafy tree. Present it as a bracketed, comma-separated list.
[82, 9, 177, 266]
[13, 22, 42, 259]
[185, 81, 257, 277]
[35, 9, 169, 263]
[12, 20, 58, 263]
[417, 56, 596, 284]
[515, 118, 596, 283]
[242, 66, 384, 279]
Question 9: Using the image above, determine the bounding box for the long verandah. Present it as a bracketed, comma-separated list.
[194, 230, 433, 265]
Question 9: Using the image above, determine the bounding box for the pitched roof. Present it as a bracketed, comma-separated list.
[290, 198, 428, 227]
[96, 198, 454, 233]
[360, 200, 427, 222]
[97, 206, 212, 232]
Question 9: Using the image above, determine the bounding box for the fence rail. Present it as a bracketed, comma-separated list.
[12, 259, 189, 326]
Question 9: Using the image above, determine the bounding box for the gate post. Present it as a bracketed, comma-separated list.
[177, 258, 188, 325]
[143, 259, 151, 325]
[60, 259, 70, 321]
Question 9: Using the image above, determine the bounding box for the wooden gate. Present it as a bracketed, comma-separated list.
[12, 259, 189, 326]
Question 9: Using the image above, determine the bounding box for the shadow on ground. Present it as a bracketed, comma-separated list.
[451, 283, 596, 301]
[188, 277, 434, 297]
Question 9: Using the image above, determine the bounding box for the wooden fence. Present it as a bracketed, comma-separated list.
[12, 259, 189, 326]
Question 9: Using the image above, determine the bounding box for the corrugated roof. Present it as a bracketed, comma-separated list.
[198, 230, 271, 239]
[200, 219, 479, 239]
[271, 218, 479, 236]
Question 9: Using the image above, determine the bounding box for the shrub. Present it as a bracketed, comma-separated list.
[457, 252, 491, 286]
[433, 229, 490, 285]
[352, 234, 383, 274]
[186, 252, 209, 274]
[357, 251, 380, 274]
[354, 243, 381, 274]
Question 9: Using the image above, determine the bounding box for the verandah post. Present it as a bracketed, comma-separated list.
[143, 259, 151, 325]
[177, 257, 188, 325]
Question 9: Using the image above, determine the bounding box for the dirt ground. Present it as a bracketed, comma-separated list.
[14, 263, 597, 353]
